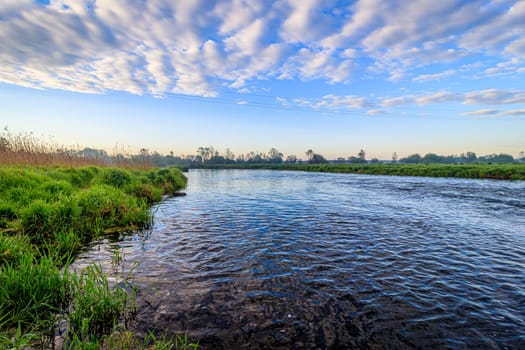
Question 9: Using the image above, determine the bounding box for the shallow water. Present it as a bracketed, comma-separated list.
[74, 169, 525, 349]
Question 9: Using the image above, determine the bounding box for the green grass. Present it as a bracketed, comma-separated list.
[67, 264, 132, 341]
[200, 163, 525, 180]
[0, 165, 190, 348]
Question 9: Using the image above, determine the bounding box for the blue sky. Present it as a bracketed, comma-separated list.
[1, 0, 524, 159]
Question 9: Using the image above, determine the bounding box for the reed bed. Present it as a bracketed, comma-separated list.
[0, 130, 151, 169]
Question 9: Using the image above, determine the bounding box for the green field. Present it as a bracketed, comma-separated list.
[198, 163, 525, 180]
[0, 166, 197, 349]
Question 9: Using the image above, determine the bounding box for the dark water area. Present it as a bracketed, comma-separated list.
[74, 170, 525, 349]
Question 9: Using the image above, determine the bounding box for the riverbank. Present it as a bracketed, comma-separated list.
[195, 163, 525, 180]
[0, 166, 197, 348]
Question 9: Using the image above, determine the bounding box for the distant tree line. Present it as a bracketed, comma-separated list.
[396, 152, 519, 164]
[72, 146, 525, 168]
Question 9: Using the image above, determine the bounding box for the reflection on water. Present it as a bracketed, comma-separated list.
[74, 170, 525, 349]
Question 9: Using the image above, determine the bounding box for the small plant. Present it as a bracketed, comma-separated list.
[50, 230, 83, 265]
[0, 322, 40, 350]
[67, 264, 131, 340]
[145, 331, 200, 350]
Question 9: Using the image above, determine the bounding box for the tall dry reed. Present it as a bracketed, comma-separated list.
[0, 129, 151, 169]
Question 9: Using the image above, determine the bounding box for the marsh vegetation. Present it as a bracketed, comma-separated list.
[0, 164, 192, 348]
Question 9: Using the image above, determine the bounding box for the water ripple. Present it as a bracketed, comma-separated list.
[74, 170, 525, 349]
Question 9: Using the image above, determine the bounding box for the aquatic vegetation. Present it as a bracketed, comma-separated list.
[66, 264, 132, 341]
[0, 165, 189, 348]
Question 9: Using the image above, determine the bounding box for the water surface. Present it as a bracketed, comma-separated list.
[75, 170, 525, 349]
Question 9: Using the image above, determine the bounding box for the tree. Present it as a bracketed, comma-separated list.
[358, 149, 366, 161]
[463, 152, 477, 163]
[196, 147, 206, 163]
[267, 148, 283, 163]
[224, 148, 235, 160]
[423, 153, 444, 164]
[348, 149, 367, 164]
[484, 153, 514, 163]
[285, 155, 297, 163]
[392, 152, 398, 163]
[400, 154, 422, 164]
[305, 149, 314, 162]
[310, 153, 327, 164]
[196, 146, 218, 162]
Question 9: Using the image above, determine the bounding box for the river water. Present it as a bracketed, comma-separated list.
[74, 169, 525, 349]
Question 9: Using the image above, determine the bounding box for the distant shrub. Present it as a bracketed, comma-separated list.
[147, 167, 187, 194]
[128, 183, 162, 204]
[74, 185, 151, 234]
[98, 168, 132, 188]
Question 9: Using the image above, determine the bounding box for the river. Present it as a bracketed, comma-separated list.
[74, 169, 525, 349]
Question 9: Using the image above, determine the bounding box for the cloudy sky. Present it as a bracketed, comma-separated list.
[1, 0, 524, 159]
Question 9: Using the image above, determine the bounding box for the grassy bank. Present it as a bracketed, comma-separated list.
[0, 165, 196, 348]
[197, 163, 525, 180]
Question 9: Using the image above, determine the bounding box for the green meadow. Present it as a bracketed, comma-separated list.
[0, 166, 197, 349]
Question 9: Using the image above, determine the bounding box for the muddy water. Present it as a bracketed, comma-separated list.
[74, 169, 525, 349]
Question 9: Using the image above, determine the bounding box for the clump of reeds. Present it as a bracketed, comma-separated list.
[0, 128, 151, 169]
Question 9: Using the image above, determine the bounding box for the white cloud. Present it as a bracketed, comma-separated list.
[414, 91, 461, 105]
[459, 1, 525, 54]
[367, 109, 385, 116]
[461, 108, 525, 117]
[500, 109, 525, 116]
[1, 0, 525, 98]
[483, 58, 525, 77]
[380, 89, 525, 107]
[283, 94, 369, 110]
[413, 69, 456, 82]
[279, 48, 353, 83]
[463, 89, 525, 105]
[277, 88, 525, 113]
[380, 95, 413, 107]
[461, 109, 499, 116]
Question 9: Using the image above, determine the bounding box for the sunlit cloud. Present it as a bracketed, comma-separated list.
[367, 109, 385, 116]
[500, 109, 525, 116]
[461, 109, 499, 116]
[0, 0, 524, 101]
[413, 70, 456, 82]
